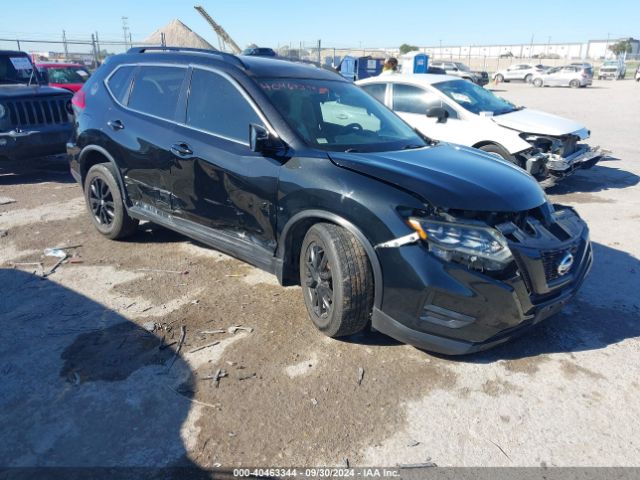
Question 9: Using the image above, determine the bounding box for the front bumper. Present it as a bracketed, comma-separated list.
[0, 124, 72, 160]
[372, 206, 592, 355]
[546, 144, 602, 178]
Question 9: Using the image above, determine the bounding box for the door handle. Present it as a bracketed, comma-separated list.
[107, 120, 124, 131]
[170, 143, 193, 157]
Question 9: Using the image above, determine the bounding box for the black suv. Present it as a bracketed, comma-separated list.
[68, 47, 592, 354]
[0, 51, 73, 160]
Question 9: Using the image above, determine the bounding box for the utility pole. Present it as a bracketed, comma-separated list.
[91, 33, 99, 68]
[317, 39, 321, 66]
[95, 31, 101, 61]
[122, 16, 130, 49]
[529, 34, 534, 58]
[62, 30, 69, 59]
[604, 32, 610, 59]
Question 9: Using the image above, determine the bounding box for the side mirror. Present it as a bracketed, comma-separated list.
[249, 124, 271, 153]
[426, 107, 449, 124]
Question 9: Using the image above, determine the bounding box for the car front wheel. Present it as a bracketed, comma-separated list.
[533, 78, 543, 87]
[84, 163, 139, 240]
[299, 223, 374, 338]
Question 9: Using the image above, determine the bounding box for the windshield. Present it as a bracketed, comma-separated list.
[433, 79, 518, 116]
[0, 54, 37, 84]
[258, 78, 426, 152]
[43, 66, 90, 84]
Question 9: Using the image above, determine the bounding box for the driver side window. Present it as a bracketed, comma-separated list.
[392, 84, 456, 118]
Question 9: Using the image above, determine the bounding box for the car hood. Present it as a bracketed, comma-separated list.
[492, 108, 589, 138]
[328, 144, 546, 212]
[0, 84, 71, 98]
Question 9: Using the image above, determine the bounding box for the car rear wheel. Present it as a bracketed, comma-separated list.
[84, 164, 139, 240]
[570, 79, 580, 88]
[299, 223, 373, 338]
[494, 74, 504, 83]
[533, 78, 543, 87]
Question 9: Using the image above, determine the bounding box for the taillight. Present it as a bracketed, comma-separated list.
[71, 89, 86, 110]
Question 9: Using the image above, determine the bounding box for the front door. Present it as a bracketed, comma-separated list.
[169, 67, 280, 252]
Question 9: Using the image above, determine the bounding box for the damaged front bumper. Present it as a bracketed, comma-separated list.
[371, 205, 592, 355]
[546, 144, 603, 178]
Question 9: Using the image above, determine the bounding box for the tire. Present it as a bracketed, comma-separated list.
[569, 79, 580, 88]
[299, 223, 374, 338]
[524, 74, 533, 83]
[83, 163, 139, 240]
[479, 143, 516, 163]
[533, 78, 543, 87]
[495, 74, 504, 83]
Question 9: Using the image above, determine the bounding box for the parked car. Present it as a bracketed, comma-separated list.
[597, 60, 626, 80]
[492, 63, 547, 83]
[499, 51, 514, 58]
[241, 47, 277, 57]
[356, 74, 603, 182]
[532, 64, 593, 88]
[36, 62, 91, 92]
[636, 65, 640, 81]
[68, 46, 592, 355]
[429, 60, 489, 85]
[0, 50, 73, 160]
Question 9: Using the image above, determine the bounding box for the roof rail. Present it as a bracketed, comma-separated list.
[126, 46, 247, 70]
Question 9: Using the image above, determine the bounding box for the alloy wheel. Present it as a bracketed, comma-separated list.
[89, 177, 115, 226]
[303, 242, 334, 319]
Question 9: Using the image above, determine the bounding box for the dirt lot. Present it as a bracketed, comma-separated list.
[1, 79, 639, 469]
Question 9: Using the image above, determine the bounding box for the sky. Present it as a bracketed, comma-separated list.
[0, 0, 638, 51]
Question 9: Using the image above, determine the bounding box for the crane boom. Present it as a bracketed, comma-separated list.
[194, 5, 242, 54]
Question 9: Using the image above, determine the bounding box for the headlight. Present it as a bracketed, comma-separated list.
[0, 104, 6, 119]
[408, 217, 513, 271]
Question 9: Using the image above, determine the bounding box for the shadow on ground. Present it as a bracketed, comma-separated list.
[0, 268, 221, 478]
[451, 242, 640, 363]
[546, 160, 639, 196]
[0, 155, 75, 186]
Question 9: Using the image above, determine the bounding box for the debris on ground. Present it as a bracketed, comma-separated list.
[407, 440, 421, 447]
[0, 229, 8, 238]
[168, 325, 186, 369]
[135, 268, 189, 275]
[189, 341, 220, 354]
[238, 373, 256, 381]
[311, 398, 318, 406]
[201, 329, 226, 335]
[228, 325, 253, 334]
[42, 248, 68, 277]
[202, 368, 228, 388]
[0, 196, 16, 205]
[142, 321, 157, 332]
[357, 367, 365, 385]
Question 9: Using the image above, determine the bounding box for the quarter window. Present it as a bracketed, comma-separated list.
[186, 69, 262, 142]
[107, 66, 135, 104]
[128, 66, 186, 120]
[360, 83, 386, 103]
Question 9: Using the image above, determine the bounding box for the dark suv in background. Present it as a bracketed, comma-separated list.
[68, 47, 592, 354]
[0, 51, 73, 160]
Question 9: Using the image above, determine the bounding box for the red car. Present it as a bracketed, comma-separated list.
[36, 63, 90, 92]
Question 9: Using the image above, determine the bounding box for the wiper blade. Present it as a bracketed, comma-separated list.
[402, 144, 424, 150]
[344, 148, 360, 153]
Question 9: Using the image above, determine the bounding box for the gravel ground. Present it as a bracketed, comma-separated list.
[0, 79, 639, 469]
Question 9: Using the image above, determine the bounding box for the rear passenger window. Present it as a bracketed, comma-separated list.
[186, 69, 262, 142]
[107, 66, 135, 104]
[360, 83, 386, 104]
[128, 66, 186, 120]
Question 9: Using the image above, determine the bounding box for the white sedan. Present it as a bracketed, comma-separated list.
[356, 74, 603, 182]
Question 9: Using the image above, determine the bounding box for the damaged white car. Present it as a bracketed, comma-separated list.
[357, 74, 603, 184]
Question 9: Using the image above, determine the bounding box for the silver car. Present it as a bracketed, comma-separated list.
[532, 65, 593, 88]
[492, 63, 547, 83]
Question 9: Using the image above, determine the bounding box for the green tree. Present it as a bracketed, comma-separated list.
[399, 43, 419, 55]
[608, 38, 633, 57]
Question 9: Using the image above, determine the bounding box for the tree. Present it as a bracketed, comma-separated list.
[399, 43, 419, 55]
[608, 38, 634, 57]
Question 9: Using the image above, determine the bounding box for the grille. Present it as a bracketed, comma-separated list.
[5, 97, 71, 128]
[541, 246, 578, 282]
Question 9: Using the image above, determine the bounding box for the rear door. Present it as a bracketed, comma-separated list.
[106, 64, 188, 210]
[169, 67, 280, 252]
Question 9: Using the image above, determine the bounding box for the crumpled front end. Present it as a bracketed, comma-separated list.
[519, 131, 604, 181]
[372, 203, 592, 355]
